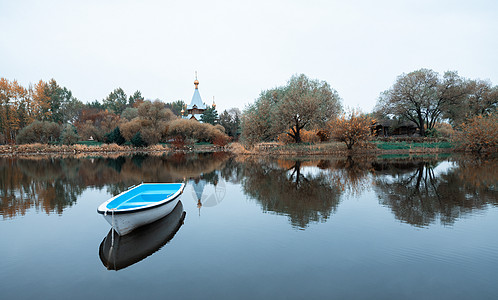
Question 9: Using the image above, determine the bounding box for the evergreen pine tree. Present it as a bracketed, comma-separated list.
[105, 126, 126, 145]
[200, 107, 219, 125]
[131, 131, 146, 147]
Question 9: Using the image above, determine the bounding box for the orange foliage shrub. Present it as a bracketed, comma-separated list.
[277, 129, 320, 144]
[316, 130, 330, 142]
[171, 136, 187, 149]
[213, 134, 230, 147]
[329, 111, 373, 150]
[454, 113, 498, 153]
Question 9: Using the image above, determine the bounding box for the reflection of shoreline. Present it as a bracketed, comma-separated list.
[0, 153, 230, 219]
[99, 201, 186, 271]
[238, 156, 498, 229]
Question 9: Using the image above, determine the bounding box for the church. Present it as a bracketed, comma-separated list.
[182, 74, 215, 121]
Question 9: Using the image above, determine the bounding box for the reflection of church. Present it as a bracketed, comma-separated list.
[182, 73, 215, 121]
[189, 174, 226, 216]
[192, 179, 206, 215]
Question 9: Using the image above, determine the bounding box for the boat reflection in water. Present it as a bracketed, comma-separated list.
[99, 201, 186, 271]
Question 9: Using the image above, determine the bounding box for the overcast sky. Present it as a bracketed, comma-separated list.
[1, 0, 497, 112]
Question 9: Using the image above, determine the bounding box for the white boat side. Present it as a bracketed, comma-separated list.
[97, 183, 185, 235]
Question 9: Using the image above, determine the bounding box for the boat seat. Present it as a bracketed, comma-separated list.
[115, 192, 174, 209]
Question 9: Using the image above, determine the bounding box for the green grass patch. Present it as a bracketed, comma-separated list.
[375, 141, 453, 150]
[76, 141, 103, 146]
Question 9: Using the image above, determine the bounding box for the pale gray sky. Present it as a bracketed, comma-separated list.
[1, 0, 497, 112]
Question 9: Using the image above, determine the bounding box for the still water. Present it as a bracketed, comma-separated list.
[0, 153, 497, 299]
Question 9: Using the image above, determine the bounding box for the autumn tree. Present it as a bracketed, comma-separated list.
[0, 78, 17, 142]
[119, 100, 175, 145]
[32, 80, 52, 121]
[330, 110, 373, 150]
[376, 69, 467, 136]
[74, 108, 120, 141]
[0, 78, 39, 142]
[11, 80, 34, 130]
[453, 113, 498, 154]
[241, 74, 341, 144]
[30, 79, 82, 124]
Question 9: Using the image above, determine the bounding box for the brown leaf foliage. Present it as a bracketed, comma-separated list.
[453, 113, 498, 153]
[329, 110, 373, 150]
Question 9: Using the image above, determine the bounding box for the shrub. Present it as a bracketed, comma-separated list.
[329, 110, 373, 150]
[433, 123, 455, 138]
[171, 136, 186, 149]
[16, 121, 61, 144]
[454, 113, 498, 153]
[316, 130, 330, 142]
[213, 134, 230, 147]
[120, 119, 141, 141]
[277, 129, 320, 144]
[60, 124, 80, 145]
[167, 119, 230, 144]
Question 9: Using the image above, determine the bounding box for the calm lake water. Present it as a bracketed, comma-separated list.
[1, 153, 497, 299]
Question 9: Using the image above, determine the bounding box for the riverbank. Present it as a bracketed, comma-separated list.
[229, 141, 456, 156]
[0, 143, 225, 157]
[0, 140, 460, 157]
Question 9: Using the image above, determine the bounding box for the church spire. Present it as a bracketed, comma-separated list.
[194, 71, 199, 89]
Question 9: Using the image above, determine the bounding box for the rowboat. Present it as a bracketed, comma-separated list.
[97, 183, 185, 235]
[99, 201, 186, 270]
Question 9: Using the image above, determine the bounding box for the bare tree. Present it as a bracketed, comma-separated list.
[446, 79, 498, 126]
[377, 69, 466, 136]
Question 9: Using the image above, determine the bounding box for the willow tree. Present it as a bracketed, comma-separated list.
[242, 74, 341, 144]
[376, 69, 467, 136]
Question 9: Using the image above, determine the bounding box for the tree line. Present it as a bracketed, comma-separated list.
[241, 71, 497, 153]
[0, 78, 240, 146]
[2, 70, 496, 152]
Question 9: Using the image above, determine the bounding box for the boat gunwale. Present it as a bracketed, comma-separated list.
[97, 183, 185, 215]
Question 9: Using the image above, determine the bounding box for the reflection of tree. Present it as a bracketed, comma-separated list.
[374, 158, 498, 227]
[0, 153, 230, 219]
[219, 158, 244, 184]
[241, 159, 343, 229]
[321, 156, 373, 196]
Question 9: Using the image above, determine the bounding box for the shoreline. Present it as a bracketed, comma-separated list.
[0, 142, 460, 158]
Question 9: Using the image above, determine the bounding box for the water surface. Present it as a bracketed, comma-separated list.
[1, 153, 497, 299]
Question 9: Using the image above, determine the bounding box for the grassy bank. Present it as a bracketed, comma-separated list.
[230, 140, 456, 156]
[0, 142, 226, 156]
[0, 139, 456, 157]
